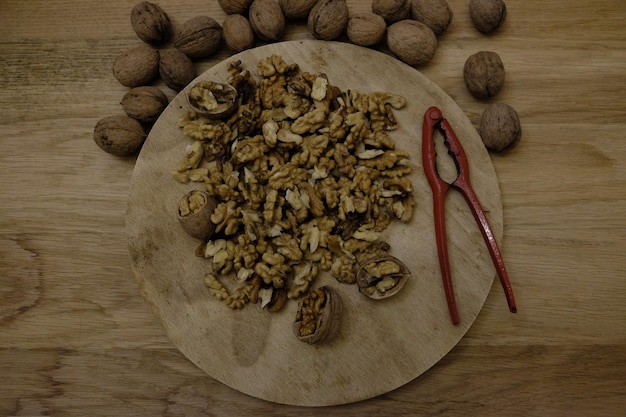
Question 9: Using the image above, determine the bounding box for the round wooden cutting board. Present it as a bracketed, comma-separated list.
[126, 40, 504, 406]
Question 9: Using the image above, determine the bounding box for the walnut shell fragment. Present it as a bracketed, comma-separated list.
[356, 255, 410, 299]
[293, 286, 343, 344]
[131, 1, 172, 44]
[187, 81, 238, 119]
[177, 190, 218, 240]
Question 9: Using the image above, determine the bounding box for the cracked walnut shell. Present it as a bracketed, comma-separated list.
[177, 190, 218, 240]
[293, 286, 343, 344]
[356, 255, 410, 299]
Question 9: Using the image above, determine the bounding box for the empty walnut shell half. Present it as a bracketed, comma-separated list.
[293, 286, 343, 344]
[177, 190, 218, 240]
[187, 81, 238, 119]
[356, 255, 410, 300]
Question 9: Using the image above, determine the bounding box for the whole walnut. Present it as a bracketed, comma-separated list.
[279, 0, 319, 20]
[410, 0, 453, 35]
[347, 13, 387, 46]
[120, 86, 169, 124]
[173, 16, 223, 60]
[249, 0, 286, 41]
[159, 48, 196, 91]
[479, 103, 521, 152]
[469, 0, 507, 33]
[387, 20, 437, 66]
[463, 51, 505, 99]
[93, 115, 146, 156]
[130, 1, 172, 44]
[223, 14, 255, 52]
[372, 0, 411, 24]
[308, 0, 349, 41]
[218, 0, 254, 14]
[112, 46, 159, 88]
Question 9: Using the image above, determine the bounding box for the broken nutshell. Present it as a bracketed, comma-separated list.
[356, 255, 410, 300]
[293, 286, 343, 344]
[187, 81, 238, 119]
[177, 190, 218, 240]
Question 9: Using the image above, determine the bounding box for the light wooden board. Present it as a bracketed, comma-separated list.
[126, 40, 503, 406]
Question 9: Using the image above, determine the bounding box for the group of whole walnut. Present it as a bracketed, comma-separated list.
[93, 0, 521, 159]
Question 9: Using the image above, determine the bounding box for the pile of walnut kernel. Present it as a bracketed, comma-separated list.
[173, 55, 415, 340]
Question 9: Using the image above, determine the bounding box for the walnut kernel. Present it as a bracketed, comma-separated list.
[463, 51, 505, 99]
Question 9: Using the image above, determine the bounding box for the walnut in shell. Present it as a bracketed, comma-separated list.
[130, 1, 172, 44]
[249, 0, 286, 42]
[463, 51, 505, 99]
[347, 12, 387, 46]
[469, 0, 507, 33]
[218, 0, 254, 14]
[372, 0, 411, 24]
[112, 46, 159, 88]
[293, 286, 343, 344]
[223, 14, 255, 52]
[93, 115, 146, 156]
[386, 20, 437, 66]
[159, 48, 196, 91]
[410, 0, 453, 35]
[479, 103, 521, 152]
[308, 0, 349, 41]
[173, 16, 223, 60]
[120, 86, 169, 124]
[356, 255, 410, 299]
[177, 190, 218, 240]
[279, 0, 318, 20]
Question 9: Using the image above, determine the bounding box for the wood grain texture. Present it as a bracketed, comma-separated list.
[126, 40, 503, 406]
[1, 0, 625, 415]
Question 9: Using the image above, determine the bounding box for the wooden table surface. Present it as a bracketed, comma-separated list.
[1, 0, 625, 415]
